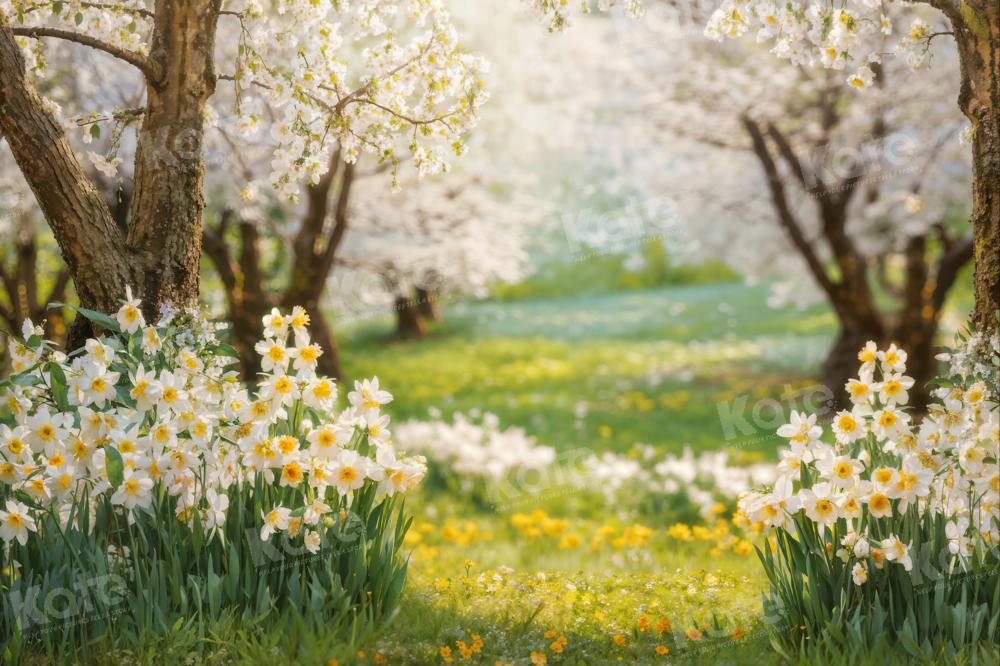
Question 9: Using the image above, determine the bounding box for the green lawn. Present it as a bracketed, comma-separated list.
[343, 282, 836, 458]
[333, 279, 988, 665]
[334, 282, 836, 663]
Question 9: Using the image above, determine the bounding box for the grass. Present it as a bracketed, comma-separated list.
[332, 281, 833, 663]
[342, 282, 836, 457]
[333, 276, 986, 665]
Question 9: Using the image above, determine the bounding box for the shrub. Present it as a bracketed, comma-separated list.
[739, 334, 1000, 659]
[0, 299, 426, 662]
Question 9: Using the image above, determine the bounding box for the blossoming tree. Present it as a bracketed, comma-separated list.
[702, 0, 1000, 333]
[333, 170, 536, 338]
[600, 7, 973, 407]
[0, 0, 485, 344]
[529, 0, 998, 338]
[200, 0, 586, 364]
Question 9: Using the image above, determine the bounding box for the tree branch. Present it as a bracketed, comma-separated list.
[742, 115, 840, 303]
[318, 163, 356, 278]
[766, 122, 817, 192]
[10, 26, 161, 82]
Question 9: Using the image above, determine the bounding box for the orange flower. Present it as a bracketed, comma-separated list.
[439, 646, 453, 663]
[656, 619, 672, 635]
[456, 640, 474, 660]
[638, 617, 650, 632]
[543, 630, 557, 639]
[613, 634, 626, 646]
[655, 645, 670, 656]
[530, 651, 547, 665]
[731, 626, 747, 641]
[686, 628, 703, 641]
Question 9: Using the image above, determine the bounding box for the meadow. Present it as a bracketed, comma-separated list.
[324, 275, 983, 665]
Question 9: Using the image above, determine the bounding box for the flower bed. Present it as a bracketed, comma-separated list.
[0, 300, 425, 661]
[739, 336, 999, 657]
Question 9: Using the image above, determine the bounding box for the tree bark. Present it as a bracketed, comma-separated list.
[299, 298, 343, 379]
[745, 114, 974, 409]
[415, 287, 441, 322]
[202, 215, 270, 377]
[127, 0, 222, 321]
[394, 296, 426, 339]
[0, 11, 131, 325]
[953, 2, 1000, 335]
[279, 159, 353, 380]
[203, 156, 352, 380]
[823, 324, 881, 407]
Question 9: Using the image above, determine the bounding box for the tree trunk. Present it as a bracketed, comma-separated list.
[891, 323, 937, 413]
[0, 11, 131, 323]
[305, 301, 343, 380]
[954, 2, 1000, 335]
[415, 287, 441, 322]
[394, 296, 426, 339]
[0, 224, 73, 353]
[202, 217, 269, 377]
[127, 0, 222, 321]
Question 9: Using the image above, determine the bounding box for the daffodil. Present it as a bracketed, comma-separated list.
[0, 500, 37, 545]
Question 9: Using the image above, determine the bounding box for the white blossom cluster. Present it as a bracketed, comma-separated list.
[582, 445, 777, 519]
[2, 0, 489, 199]
[0, 300, 426, 549]
[523, 0, 643, 31]
[937, 330, 1000, 395]
[231, 0, 489, 196]
[392, 411, 555, 485]
[593, 2, 968, 311]
[739, 342, 999, 584]
[335, 171, 535, 307]
[705, 1, 950, 90]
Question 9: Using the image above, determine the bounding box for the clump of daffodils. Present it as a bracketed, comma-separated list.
[1, 298, 426, 554]
[738, 337, 999, 652]
[2, 299, 424, 654]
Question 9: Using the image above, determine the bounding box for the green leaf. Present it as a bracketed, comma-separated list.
[47, 362, 69, 411]
[208, 343, 240, 358]
[104, 444, 125, 488]
[74, 11, 83, 25]
[51, 302, 120, 333]
[9, 372, 41, 387]
[52, 0, 64, 15]
[90, 124, 101, 141]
